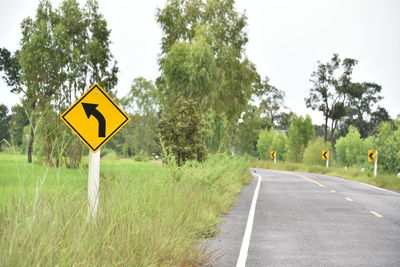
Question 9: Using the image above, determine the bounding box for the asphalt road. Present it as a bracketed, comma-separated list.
[206, 168, 400, 266]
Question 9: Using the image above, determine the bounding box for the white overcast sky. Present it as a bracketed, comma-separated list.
[1, 0, 399, 124]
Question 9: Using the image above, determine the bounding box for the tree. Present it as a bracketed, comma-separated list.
[374, 122, 400, 173]
[156, 0, 258, 151]
[7, 105, 29, 148]
[15, 0, 118, 167]
[116, 77, 159, 157]
[303, 137, 332, 166]
[287, 115, 315, 162]
[341, 82, 389, 138]
[256, 128, 276, 160]
[305, 54, 358, 142]
[159, 97, 206, 166]
[256, 128, 288, 161]
[121, 77, 159, 116]
[234, 105, 264, 156]
[0, 48, 22, 93]
[254, 76, 285, 127]
[335, 126, 373, 167]
[275, 111, 296, 133]
[0, 104, 10, 149]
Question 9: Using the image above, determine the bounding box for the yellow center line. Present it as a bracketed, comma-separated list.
[345, 197, 353, 201]
[370, 211, 383, 218]
[295, 174, 325, 188]
[330, 189, 336, 193]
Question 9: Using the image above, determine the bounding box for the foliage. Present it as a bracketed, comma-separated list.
[16, 0, 118, 166]
[120, 77, 159, 116]
[0, 152, 250, 266]
[305, 54, 385, 142]
[159, 97, 207, 166]
[156, 0, 258, 152]
[303, 137, 332, 166]
[0, 104, 10, 150]
[287, 115, 315, 162]
[335, 126, 373, 167]
[256, 128, 288, 161]
[116, 77, 159, 158]
[254, 76, 286, 127]
[0, 48, 21, 93]
[374, 122, 400, 173]
[234, 105, 265, 156]
[7, 105, 29, 148]
[252, 159, 400, 192]
[339, 82, 390, 138]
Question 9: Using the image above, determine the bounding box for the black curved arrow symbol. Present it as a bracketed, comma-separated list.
[323, 151, 328, 160]
[369, 151, 375, 161]
[82, 103, 106, 137]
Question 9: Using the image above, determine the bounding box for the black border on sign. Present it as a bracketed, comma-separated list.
[60, 84, 130, 152]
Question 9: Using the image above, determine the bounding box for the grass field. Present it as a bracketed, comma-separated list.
[0, 152, 251, 266]
[252, 160, 400, 192]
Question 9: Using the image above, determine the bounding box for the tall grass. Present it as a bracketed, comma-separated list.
[252, 160, 400, 192]
[0, 152, 251, 266]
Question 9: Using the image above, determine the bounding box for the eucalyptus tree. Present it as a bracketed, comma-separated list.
[305, 54, 358, 142]
[156, 0, 258, 152]
[16, 0, 118, 166]
[117, 77, 159, 157]
[254, 76, 285, 127]
[287, 115, 315, 162]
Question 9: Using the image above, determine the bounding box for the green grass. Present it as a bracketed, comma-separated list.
[252, 160, 400, 192]
[0, 152, 251, 266]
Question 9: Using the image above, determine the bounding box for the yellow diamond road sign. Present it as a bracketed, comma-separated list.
[368, 150, 376, 162]
[61, 83, 130, 152]
[322, 150, 329, 160]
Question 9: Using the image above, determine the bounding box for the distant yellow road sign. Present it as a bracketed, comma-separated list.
[61, 83, 130, 152]
[368, 150, 377, 162]
[322, 150, 329, 160]
[270, 151, 277, 159]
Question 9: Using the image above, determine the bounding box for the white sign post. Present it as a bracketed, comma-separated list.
[88, 149, 100, 217]
[326, 151, 329, 168]
[374, 151, 378, 177]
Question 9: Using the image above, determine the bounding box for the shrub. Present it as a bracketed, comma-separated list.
[256, 129, 288, 161]
[335, 126, 373, 167]
[287, 115, 315, 162]
[374, 122, 400, 173]
[303, 137, 332, 166]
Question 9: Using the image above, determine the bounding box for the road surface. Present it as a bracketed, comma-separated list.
[206, 168, 400, 266]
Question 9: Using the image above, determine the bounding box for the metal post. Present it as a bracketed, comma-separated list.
[88, 149, 100, 217]
[274, 157, 276, 164]
[374, 151, 378, 177]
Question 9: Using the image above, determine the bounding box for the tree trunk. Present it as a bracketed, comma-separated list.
[27, 101, 37, 163]
[27, 123, 34, 163]
[324, 116, 328, 142]
[65, 138, 84, 168]
[330, 119, 336, 143]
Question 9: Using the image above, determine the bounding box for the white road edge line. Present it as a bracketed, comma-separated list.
[236, 173, 262, 267]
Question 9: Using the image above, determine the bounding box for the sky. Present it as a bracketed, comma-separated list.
[1, 0, 399, 125]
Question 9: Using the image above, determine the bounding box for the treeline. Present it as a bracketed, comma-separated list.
[257, 120, 400, 174]
[0, 0, 395, 170]
[0, 0, 118, 167]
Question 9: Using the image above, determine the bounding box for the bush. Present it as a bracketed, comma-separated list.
[133, 150, 150, 162]
[374, 122, 400, 173]
[335, 126, 373, 167]
[101, 148, 119, 160]
[303, 137, 332, 166]
[287, 115, 315, 162]
[256, 129, 288, 161]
